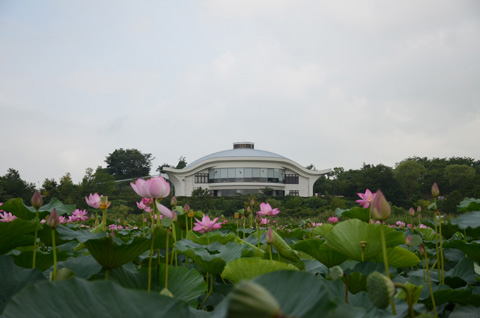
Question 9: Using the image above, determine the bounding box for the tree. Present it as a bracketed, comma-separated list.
[156, 163, 172, 174]
[444, 164, 475, 194]
[394, 160, 426, 204]
[57, 172, 78, 204]
[105, 148, 153, 180]
[175, 156, 187, 169]
[0, 168, 36, 202]
[41, 178, 59, 203]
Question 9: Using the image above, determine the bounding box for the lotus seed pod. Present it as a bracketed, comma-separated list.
[366, 271, 395, 309]
[227, 281, 282, 318]
[330, 266, 344, 280]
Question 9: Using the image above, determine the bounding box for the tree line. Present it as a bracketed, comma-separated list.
[1, 149, 479, 215]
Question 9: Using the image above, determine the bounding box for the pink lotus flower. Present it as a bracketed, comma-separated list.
[257, 203, 280, 217]
[355, 189, 376, 208]
[0, 211, 17, 222]
[193, 215, 223, 234]
[131, 177, 170, 199]
[156, 202, 177, 221]
[136, 201, 152, 212]
[260, 218, 270, 225]
[85, 193, 101, 209]
[69, 209, 89, 222]
[328, 216, 338, 224]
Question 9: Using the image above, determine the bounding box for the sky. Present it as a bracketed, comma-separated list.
[1, 1, 479, 188]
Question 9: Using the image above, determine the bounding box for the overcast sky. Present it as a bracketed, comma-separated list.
[1, 1, 479, 187]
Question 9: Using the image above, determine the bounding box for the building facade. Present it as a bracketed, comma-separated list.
[164, 142, 331, 197]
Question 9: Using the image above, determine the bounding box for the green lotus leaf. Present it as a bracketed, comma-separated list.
[445, 257, 476, 285]
[340, 207, 370, 223]
[457, 198, 480, 212]
[11, 250, 69, 271]
[443, 240, 480, 263]
[174, 240, 242, 275]
[1, 198, 75, 220]
[252, 271, 336, 317]
[56, 225, 107, 242]
[325, 219, 405, 261]
[417, 227, 438, 242]
[451, 211, 480, 230]
[221, 258, 298, 283]
[38, 226, 70, 247]
[292, 239, 348, 268]
[0, 218, 37, 254]
[186, 231, 237, 245]
[56, 254, 102, 279]
[155, 263, 208, 306]
[2, 278, 191, 318]
[373, 246, 420, 268]
[83, 235, 151, 270]
[0, 255, 46, 313]
[314, 223, 334, 237]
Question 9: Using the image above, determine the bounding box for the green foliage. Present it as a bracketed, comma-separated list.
[105, 148, 153, 180]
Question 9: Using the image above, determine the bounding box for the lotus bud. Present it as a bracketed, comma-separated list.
[171, 196, 177, 207]
[266, 227, 275, 244]
[419, 243, 425, 256]
[405, 235, 412, 248]
[47, 209, 60, 229]
[408, 207, 415, 217]
[360, 241, 368, 252]
[227, 281, 282, 318]
[431, 182, 440, 198]
[183, 203, 190, 213]
[366, 271, 395, 309]
[417, 206, 421, 213]
[247, 206, 251, 213]
[31, 191, 43, 210]
[255, 213, 262, 224]
[330, 266, 344, 280]
[370, 190, 391, 221]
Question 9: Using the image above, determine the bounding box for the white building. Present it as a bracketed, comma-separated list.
[164, 142, 331, 197]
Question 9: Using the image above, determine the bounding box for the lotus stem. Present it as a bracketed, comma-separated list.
[269, 245, 273, 261]
[147, 222, 155, 292]
[257, 224, 261, 249]
[165, 229, 170, 290]
[438, 214, 445, 284]
[380, 224, 396, 315]
[344, 273, 349, 304]
[433, 211, 440, 282]
[423, 247, 437, 317]
[32, 210, 39, 268]
[102, 210, 107, 231]
[185, 214, 189, 232]
[51, 229, 57, 281]
[105, 269, 109, 281]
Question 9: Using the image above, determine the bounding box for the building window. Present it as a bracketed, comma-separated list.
[289, 190, 299, 196]
[207, 167, 285, 184]
[195, 173, 209, 183]
[285, 174, 299, 184]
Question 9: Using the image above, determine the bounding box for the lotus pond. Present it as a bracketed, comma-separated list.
[1, 189, 480, 318]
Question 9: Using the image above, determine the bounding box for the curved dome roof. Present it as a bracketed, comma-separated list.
[187, 143, 287, 167]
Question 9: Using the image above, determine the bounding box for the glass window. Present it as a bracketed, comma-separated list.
[228, 168, 236, 178]
[252, 168, 260, 178]
[244, 168, 252, 178]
